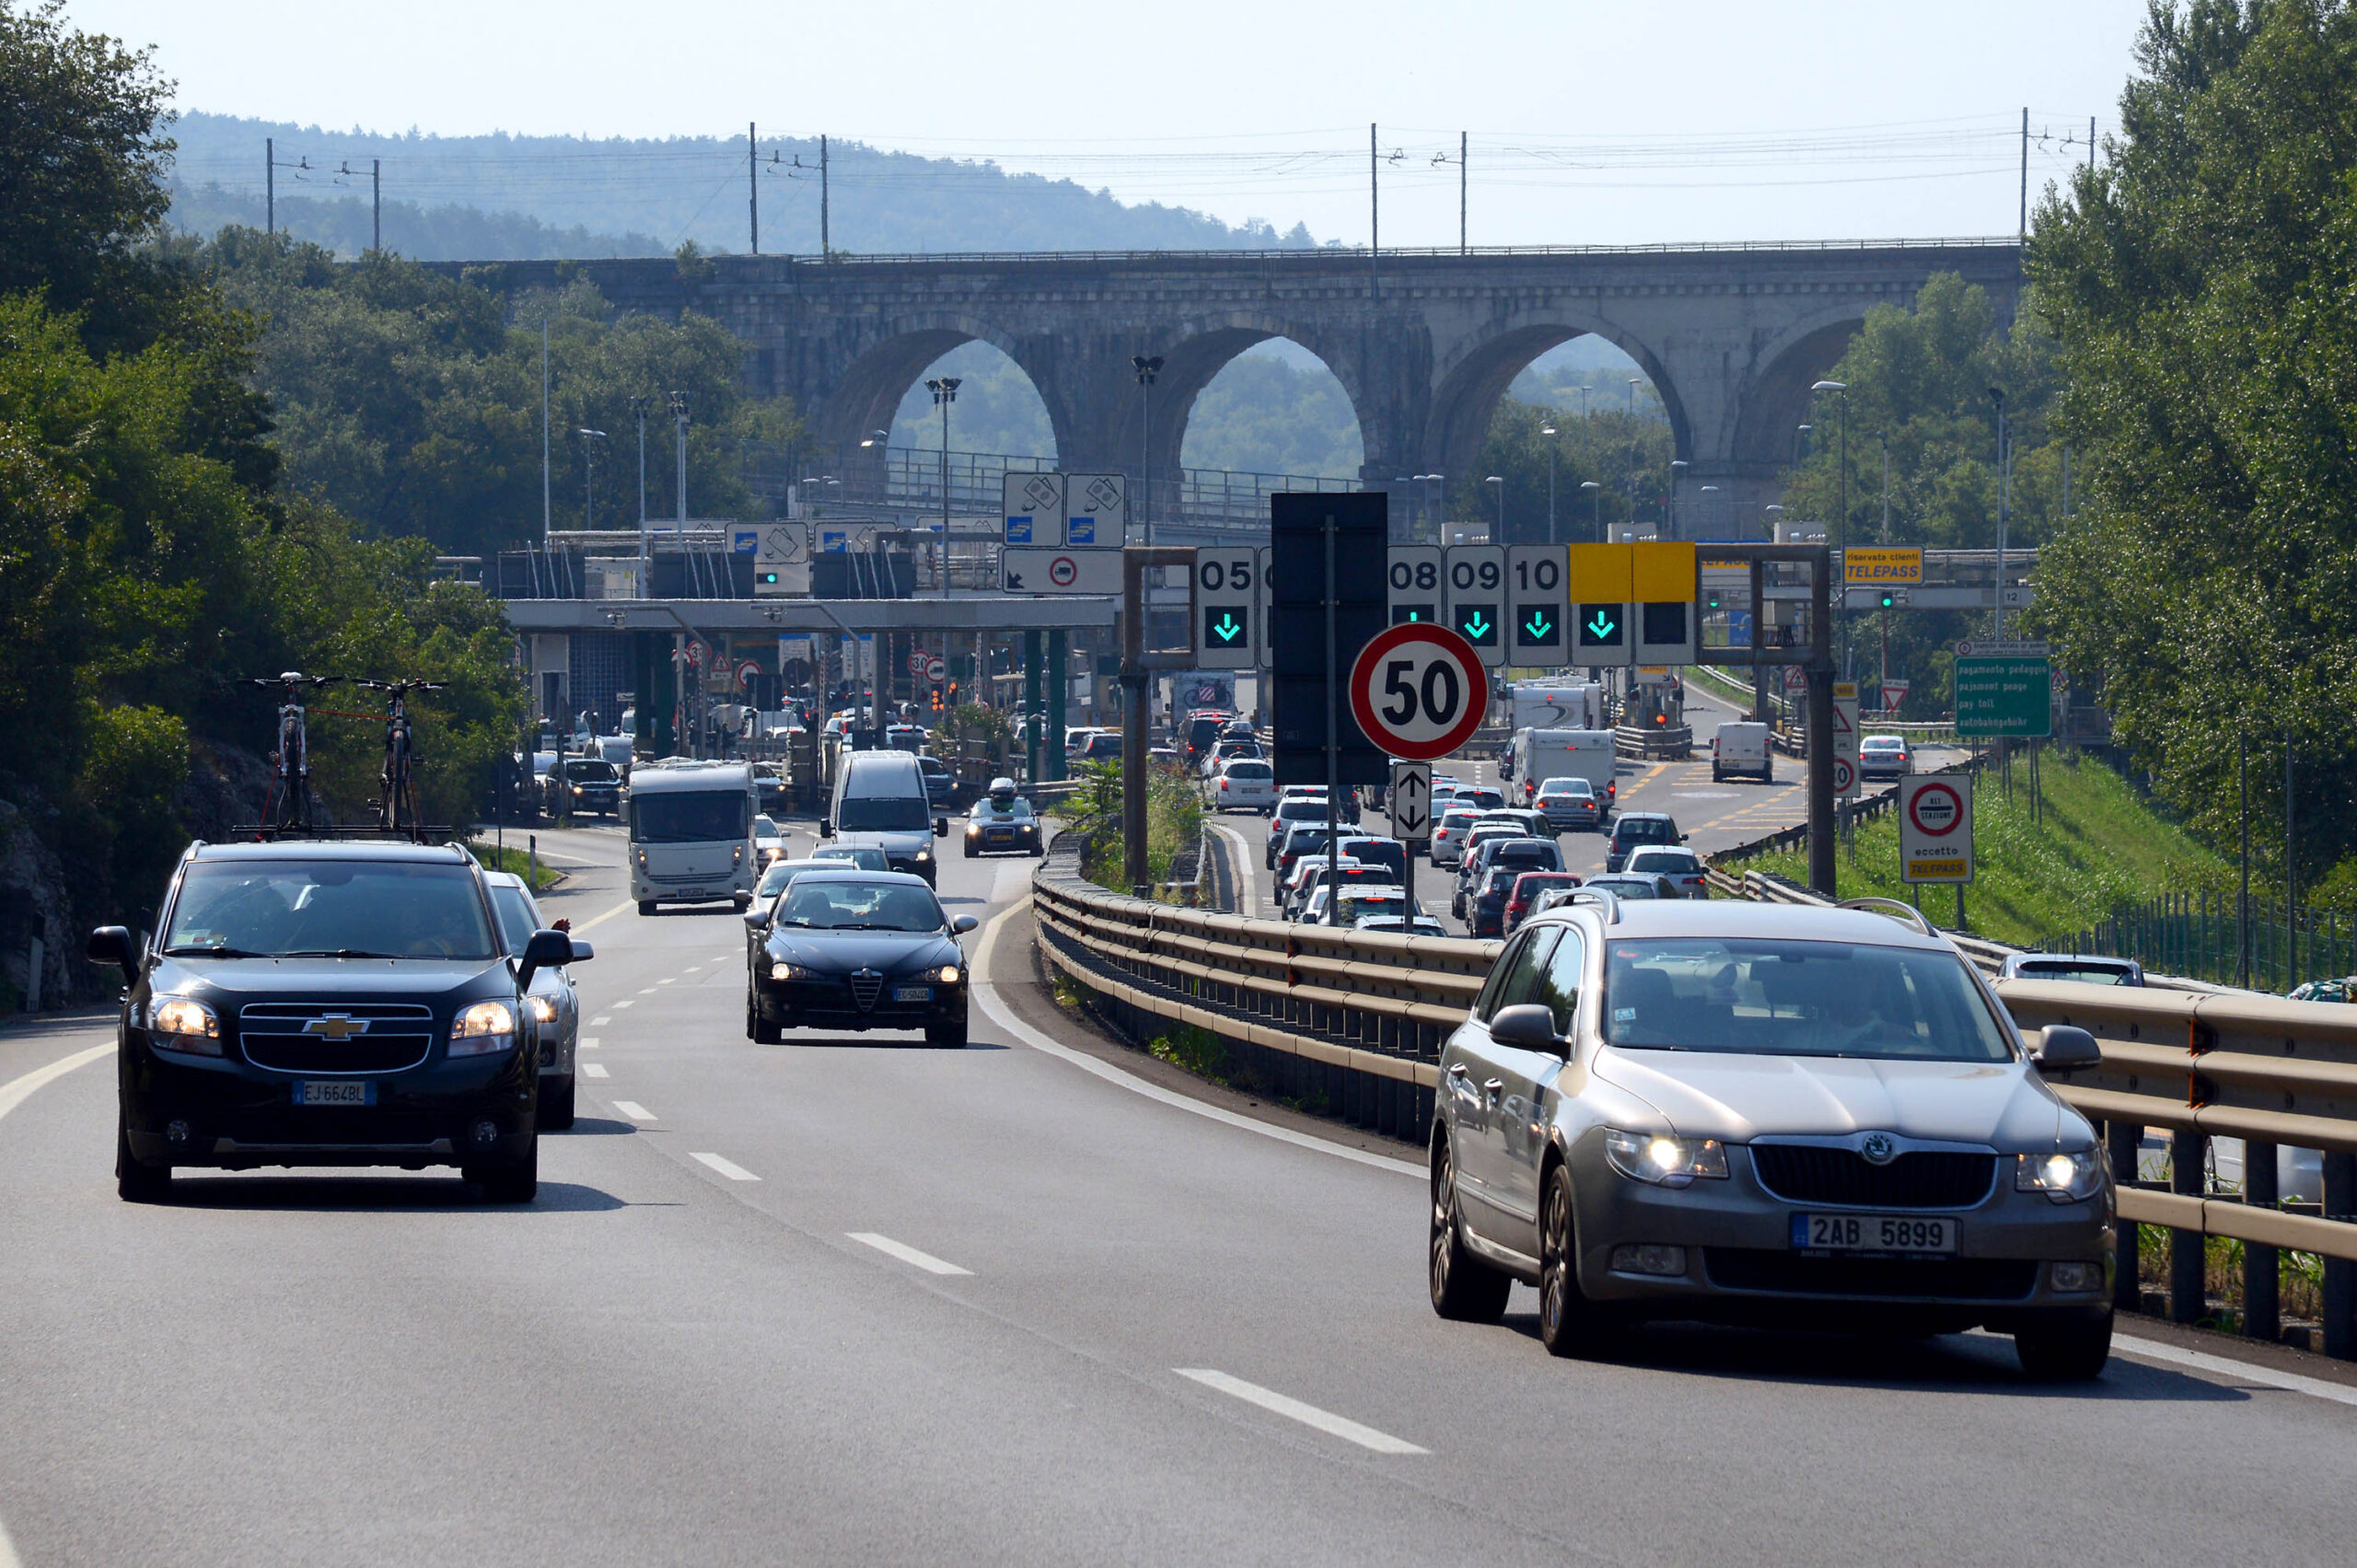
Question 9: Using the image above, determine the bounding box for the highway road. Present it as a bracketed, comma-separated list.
[5, 807, 2355, 1565]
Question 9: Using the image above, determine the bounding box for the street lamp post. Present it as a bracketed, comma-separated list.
[628, 396, 651, 590]
[926, 377, 959, 596]
[1131, 354, 1164, 546]
[1540, 424, 1558, 544]
[1989, 386, 2011, 643]
[1484, 475, 1504, 541]
[575, 428, 608, 531]
[1580, 480, 1602, 541]
[1813, 380, 1848, 677]
[668, 390, 691, 526]
[1668, 458, 1688, 538]
[1699, 483, 1720, 540]
[1875, 428, 1891, 542]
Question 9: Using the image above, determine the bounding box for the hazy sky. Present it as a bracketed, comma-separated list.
[80, 0, 2153, 245]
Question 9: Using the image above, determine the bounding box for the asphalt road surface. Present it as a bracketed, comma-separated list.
[5, 807, 2354, 1565]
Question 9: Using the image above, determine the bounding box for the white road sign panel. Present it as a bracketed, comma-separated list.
[1193, 547, 1259, 669]
[1387, 761, 1434, 843]
[1506, 545, 1570, 663]
[1001, 547, 1122, 595]
[1348, 622, 1491, 761]
[1899, 774, 1974, 885]
[1833, 680, 1861, 799]
[924, 655, 948, 685]
[1003, 472, 1064, 547]
[1062, 473, 1126, 547]
[1442, 545, 1508, 668]
[1386, 546, 1443, 628]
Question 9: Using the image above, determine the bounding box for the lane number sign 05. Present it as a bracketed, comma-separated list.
[1348, 622, 1491, 761]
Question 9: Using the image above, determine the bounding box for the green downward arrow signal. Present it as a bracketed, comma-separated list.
[1523, 610, 1554, 639]
[1211, 612, 1242, 644]
[1464, 611, 1492, 639]
[1585, 610, 1618, 640]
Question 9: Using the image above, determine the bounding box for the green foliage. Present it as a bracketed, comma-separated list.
[1062, 758, 1202, 894]
[1466, 397, 1673, 541]
[2028, 0, 2357, 893]
[890, 339, 1055, 459]
[1181, 353, 1364, 479]
[203, 234, 805, 557]
[1741, 752, 2231, 947]
[935, 703, 1013, 759]
[1148, 1025, 1228, 1080]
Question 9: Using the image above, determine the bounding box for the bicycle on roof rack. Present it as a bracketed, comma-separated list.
[354, 678, 445, 841]
[249, 671, 342, 838]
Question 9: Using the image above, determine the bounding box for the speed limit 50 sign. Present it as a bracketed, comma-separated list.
[1348, 622, 1491, 761]
[1898, 774, 1974, 885]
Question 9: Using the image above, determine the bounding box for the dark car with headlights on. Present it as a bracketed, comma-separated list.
[746, 870, 979, 1047]
[1428, 899, 2114, 1379]
[964, 784, 1043, 857]
[88, 841, 592, 1203]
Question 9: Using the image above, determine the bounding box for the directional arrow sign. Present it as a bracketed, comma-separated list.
[1582, 607, 1621, 645]
[1524, 610, 1555, 639]
[1388, 760, 1434, 843]
[1207, 610, 1245, 645]
[1463, 609, 1493, 640]
[1443, 543, 1507, 668]
[1507, 544, 1569, 662]
[1193, 547, 1259, 669]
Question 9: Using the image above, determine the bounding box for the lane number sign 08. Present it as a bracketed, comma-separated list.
[1347, 622, 1491, 761]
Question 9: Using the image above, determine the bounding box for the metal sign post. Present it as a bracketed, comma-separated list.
[1120, 547, 1198, 896]
[1388, 760, 1433, 925]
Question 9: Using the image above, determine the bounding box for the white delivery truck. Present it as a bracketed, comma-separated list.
[1512, 727, 1618, 815]
[1711, 721, 1772, 783]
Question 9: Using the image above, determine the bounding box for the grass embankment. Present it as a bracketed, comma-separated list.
[463, 841, 563, 892]
[1055, 762, 1204, 898]
[1740, 752, 2230, 947]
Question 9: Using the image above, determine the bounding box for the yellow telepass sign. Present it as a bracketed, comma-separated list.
[1844, 547, 1922, 586]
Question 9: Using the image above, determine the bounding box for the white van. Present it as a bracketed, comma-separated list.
[1512, 728, 1616, 813]
[627, 760, 759, 914]
[823, 749, 948, 886]
[1711, 721, 1772, 783]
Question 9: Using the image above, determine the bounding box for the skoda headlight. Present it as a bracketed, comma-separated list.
[448, 999, 517, 1057]
[148, 996, 222, 1055]
[2014, 1148, 2105, 1203]
[523, 993, 559, 1026]
[1604, 1128, 1728, 1189]
[771, 961, 817, 981]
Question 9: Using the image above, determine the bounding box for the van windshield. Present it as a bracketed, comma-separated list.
[838, 793, 931, 831]
[632, 791, 749, 844]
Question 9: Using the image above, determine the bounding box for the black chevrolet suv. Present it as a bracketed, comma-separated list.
[87, 841, 592, 1203]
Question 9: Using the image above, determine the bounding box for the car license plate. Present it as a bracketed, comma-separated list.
[293, 1080, 374, 1107]
[1793, 1214, 1956, 1254]
[893, 984, 933, 1002]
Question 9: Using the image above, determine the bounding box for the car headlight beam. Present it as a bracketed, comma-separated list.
[148, 995, 223, 1055]
[448, 999, 517, 1057]
[936, 964, 962, 984]
[523, 993, 559, 1025]
[1604, 1128, 1728, 1189]
[771, 961, 817, 981]
[2014, 1147, 2105, 1203]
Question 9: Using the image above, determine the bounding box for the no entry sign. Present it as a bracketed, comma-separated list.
[1899, 775, 1973, 885]
[1348, 622, 1490, 761]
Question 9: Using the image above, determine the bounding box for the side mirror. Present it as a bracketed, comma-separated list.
[952, 914, 979, 935]
[744, 907, 770, 933]
[935, 818, 949, 838]
[517, 928, 574, 990]
[567, 938, 594, 963]
[817, 819, 834, 839]
[2032, 1025, 2102, 1075]
[1489, 1002, 1570, 1058]
[87, 925, 137, 984]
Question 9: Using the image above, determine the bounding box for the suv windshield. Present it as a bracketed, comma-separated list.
[632, 791, 749, 843]
[163, 860, 498, 960]
[1603, 937, 2012, 1061]
[776, 879, 946, 932]
[837, 794, 931, 831]
[563, 760, 619, 781]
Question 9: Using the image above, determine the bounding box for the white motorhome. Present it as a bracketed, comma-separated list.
[626, 759, 759, 914]
[1511, 728, 1617, 814]
[1507, 682, 1604, 734]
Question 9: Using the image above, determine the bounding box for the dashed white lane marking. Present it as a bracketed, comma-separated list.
[714, 951, 735, 961]
[970, 905, 1422, 1181]
[612, 1100, 656, 1121]
[580, 1036, 599, 1050]
[0, 1041, 114, 1124]
[588, 1016, 611, 1027]
[683, 965, 702, 972]
[656, 978, 675, 985]
[1173, 1369, 1428, 1455]
[691, 1152, 761, 1181]
[637, 987, 657, 994]
[582, 1063, 610, 1079]
[613, 999, 635, 1009]
[846, 1232, 973, 1276]
[2114, 1335, 2357, 1408]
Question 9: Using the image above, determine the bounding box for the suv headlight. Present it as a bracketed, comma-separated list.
[148, 995, 222, 1055]
[1604, 1128, 1728, 1188]
[523, 993, 559, 1026]
[448, 999, 517, 1056]
[2014, 1148, 2106, 1203]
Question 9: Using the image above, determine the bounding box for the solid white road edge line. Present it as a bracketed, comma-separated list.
[0, 1507, 21, 1568]
[691, 1152, 761, 1181]
[847, 1232, 972, 1276]
[1173, 1369, 1428, 1455]
[569, 899, 636, 935]
[612, 1100, 656, 1121]
[2112, 1334, 2357, 1409]
[0, 1041, 115, 1125]
[971, 902, 1423, 1180]
[582, 1063, 610, 1079]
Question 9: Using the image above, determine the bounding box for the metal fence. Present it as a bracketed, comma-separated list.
[2042, 891, 2357, 995]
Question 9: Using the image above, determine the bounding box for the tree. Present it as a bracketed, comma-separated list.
[1463, 397, 1670, 542]
[2029, 0, 2357, 892]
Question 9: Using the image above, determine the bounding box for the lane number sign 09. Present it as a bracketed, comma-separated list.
[1347, 622, 1491, 761]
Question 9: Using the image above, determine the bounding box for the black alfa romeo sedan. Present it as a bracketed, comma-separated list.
[745, 870, 977, 1047]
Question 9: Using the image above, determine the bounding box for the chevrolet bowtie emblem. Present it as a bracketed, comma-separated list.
[302, 1014, 368, 1040]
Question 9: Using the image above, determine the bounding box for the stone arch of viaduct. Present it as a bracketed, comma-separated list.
[462, 242, 2018, 531]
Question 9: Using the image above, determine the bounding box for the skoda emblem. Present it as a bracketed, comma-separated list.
[1860, 1133, 1898, 1166]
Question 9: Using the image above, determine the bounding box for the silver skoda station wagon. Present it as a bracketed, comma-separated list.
[1429, 896, 2114, 1378]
